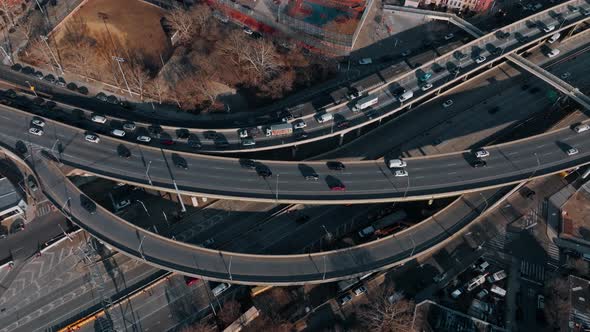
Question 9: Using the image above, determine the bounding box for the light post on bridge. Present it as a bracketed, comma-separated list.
[145, 160, 153, 186]
[112, 56, 133, 97]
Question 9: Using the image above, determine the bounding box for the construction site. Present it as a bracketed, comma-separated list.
[206, 0, 374, 55]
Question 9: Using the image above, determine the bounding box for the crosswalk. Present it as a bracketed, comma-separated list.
[35, 202, 55, 217]
[546, 240, 561, 266]
[520, 261, 545, 284]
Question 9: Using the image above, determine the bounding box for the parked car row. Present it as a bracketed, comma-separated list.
[10, 63, 89, 95]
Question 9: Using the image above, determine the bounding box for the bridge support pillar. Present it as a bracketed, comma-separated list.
[435, 88, 442, 96]
[463, 75, 468, 82]
[566, 22, 581, 38]
[339, 133, 345, 146]
[292, 145, 298, 158]
[357, 127, 362, 137]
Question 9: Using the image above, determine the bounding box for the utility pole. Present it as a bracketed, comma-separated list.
[145, 160, 153, 186]
[112, 56, 133, 97]
[25, 81, 37, 97]
[40, 35, 63, 74]
[172, 180, 186, 213]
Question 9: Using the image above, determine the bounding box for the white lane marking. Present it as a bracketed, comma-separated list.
[447, 171, 457, 175]
[507, 151, 519, 155]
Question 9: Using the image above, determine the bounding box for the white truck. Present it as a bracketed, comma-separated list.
[398, 91, 414, 103]
[316, 113, 334, 123]
[265, 123, 293, 136]
[352, 96, 378, 112]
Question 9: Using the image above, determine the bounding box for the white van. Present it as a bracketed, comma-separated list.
[111, 129, 125, 137]
[490, 285, 507, 297]
[91, 115, 107, 124]
[212, 283, 230, 296]
[316, 113, 333, 123]
[574, 124, 590, 133]
[388, 158, 407, 168]
[398, 91, 414, 103]
[548, 32, 561, 44]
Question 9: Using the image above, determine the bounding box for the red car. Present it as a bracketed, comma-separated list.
[330, 184, 346, 191]
[161, 139, 175, 146]
[184, 276, 199, 286]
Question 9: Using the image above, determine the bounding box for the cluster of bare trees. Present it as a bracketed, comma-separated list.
[543, 278, 570, 328]
[358, 288, 416, 332]
[0, 0, 26, 29]
[166, 4, 212, 45]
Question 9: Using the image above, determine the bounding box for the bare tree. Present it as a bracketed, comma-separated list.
[190, 4, 211, 36]
[218, 300, 242, 327]
[358, 288, 415, 332]
[181, 320, 218, 332]
[0, 0, 20, 26]
[544, 277, 570, 327]
[18, 11, 43, 43]
[146, 75, 168, 104]
[166, 7, 195, 44]
[63, 43, 96, 80]
[240, 39, 280, 84]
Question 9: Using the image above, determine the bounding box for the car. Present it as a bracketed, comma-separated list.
[561, 72, 571, 79]
[15, 141, 28, 155]
[256, 165, 272, 178]
[203, 131, 218, 140]
[91, 114, 107, 124]
[201, 238, 215, 248]
[45, 101, 57, 109]
[85, 134, 100, 143]
[43, 74, 56, 84]
[293, 120, 307, 129]
[117, 144, 131, 159]
[66, 82, 78, 91]
[32, 119, 45, 127]
[574, 124, 590, 133]
[347, 88, 361, 100]
[10, 63, 22, 71]
[305, 173, 319, 181]
[80, 195, 97, 214]
[240, 159, 258, 169]
[161, 139, 175, 146]
[568, 5, 579, 12]
[329, 183, 346, 191]
[475, 55, 486, 64]
[358, 58, 372, 65]
[327, 161, 345, 170]
[566, 147, 579, 156]
[96, 92, 108, 102]
[184, 276, 199, 287]
[176, 129, 190, 139]
[106, 95, 118, 104]
[496, 31, 510, 39]
[336, 121, 350, 129]
[238, 128, 249, 138]
[477, 289, 489, 299]
[136, 135, 151, 143]
[394, 169, 408, 177]
[294, 132, 308, 140]
[444, 33, 454, 40]
[111, 129, 125, 137]
[521, 187, 536, 199]
[29, 127, 43, 136]
[21, 66, 34, 75]
[34, 71, 44, 79]
[472, 160, 487, 168]
[242, 138, 256, 146]
[4, 89, 16, 99]
[475, 149, 490, 158]
[27, 175, 38, 192]
[243, 26, 253, 35]
[581, 7, 590, 16]
[338, 294, 353, 305]
[421, 83, 433, 91]
[123, 122, 136, 131]
[212, 282, 230, 297]
[173, 157, 188, 170]
[543, 24, 555, 33]
[353, 286, 367, 296]
[401, 50, 411, 57]
[490, 47, 502, 55]
[56, 77, 66, 87]
[442, 99, 454, 108]
[454, 51, 467, 61]
[77, 86, 89, 95]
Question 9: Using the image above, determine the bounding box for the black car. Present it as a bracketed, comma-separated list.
[256, 165, 272, 178]
[56, 77, 66, 87]
[96, 92, 108, 102]
[117, 144, 131, 159]
[45, 101, 57, 109]
[80, 195, 97, 214]
[176, 129, 190, 139]
[203, 131, 219, 140]
[521, 187, 536, 199]
[347, 87, 361, 100]
[10, 63, 22, 71]
[34, 71, 44, 79]
[43, 74, 56, 84]
[472, 160, 487, 168]
[77, 86, 89, 95]
[391, 87, 406, 97]
[240, 158, 257, 169]
[15, 141, 27, 155]
[187, 134, 202, 149]
[27, 175, 38, 192]
[172, 154, 188, 170]
[5, 89, 16, 99]
[214, 138, 229, 148]
[66, 82, 78, 91]
[106, 95, 119, 104]
[279, 110, 293, 121]
[21, 66, 34, 75]
[326, 161, 345, 170]
[294, 132, 308, 140]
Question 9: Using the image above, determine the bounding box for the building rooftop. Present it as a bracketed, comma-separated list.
[570, 275, 590, 330]
[414, 300, 507, 332]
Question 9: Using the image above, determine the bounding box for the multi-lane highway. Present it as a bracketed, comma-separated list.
[9, 0, 588, 153]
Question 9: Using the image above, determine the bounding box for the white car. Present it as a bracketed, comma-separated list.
[395, 169, 408, 177]
[242, 138, 256, 146]
[567, 147, 579, 156]
[32, 119, 45, 127]
[421, 83, 433, 91]
[546, 48, 560, 58]
[243, 26, 253, 35]
[212, 282, 230, 297]
[358, 58, 373, 65]
[475, 55, 487, 64]
[543, 25, 555, 33]
[136, 135, 151, 143]
[475, 149, 490, 158]
[111, 129, 125, 137]
[29, 127, 43, 136]
[353, 286, 367, 296]
[91, 115, 107, 124]
[574, 124, 590, 133]
[442, 99, 454, 108]
[238, 129, 249, 138]
[444, 33, 454, 40]
[85, 134, 100, 143]
[293, 120, 307, 129]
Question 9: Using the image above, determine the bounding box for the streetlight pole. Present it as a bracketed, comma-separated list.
[145, 160, 153, 186]
[138, 234, 146, 262]
[51, 139, 61, 162]
[0, 45, 13, 65]
[275, 173, 279, 202]
[479, 193, 489, 213]
[112, 56, 133, 97]
[172, 180, 186, 213]
[40, 35, 63, 74]
[136, 200, 150, 216]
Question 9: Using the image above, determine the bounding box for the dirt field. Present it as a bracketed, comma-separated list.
[52, 0, 171, 69]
